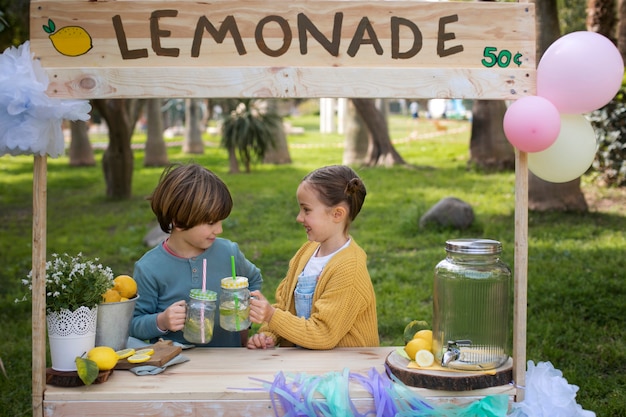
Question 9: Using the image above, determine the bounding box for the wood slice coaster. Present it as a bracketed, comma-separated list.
[385, 350, 513, 391]
[46, 368, 113, 387]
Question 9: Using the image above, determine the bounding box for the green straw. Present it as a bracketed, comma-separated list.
[231, 255, 240, 330]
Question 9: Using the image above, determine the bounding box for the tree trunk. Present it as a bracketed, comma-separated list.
[343, 99, 369, 165]
[263, 99, 291, 164]
[618, 0, 626, 62]
[587, 0, 618, 43]
[528, 177, 588, 211]
[469, 100, 514, 171]
[144, 98, 169, 167]
[183, 99, 205, 154]
[68, 120, 95, 166]
[93, 99, 142, 200]
[534, 0, 562, 60]
[228, 147, 240, 174]
[351, 98, 405, 167]
[529, 0, 588, 212]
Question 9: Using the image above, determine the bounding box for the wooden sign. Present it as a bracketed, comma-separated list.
[29, 0, 536, 99]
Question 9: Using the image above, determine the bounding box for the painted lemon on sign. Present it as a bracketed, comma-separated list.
[43, 18, 92, 57]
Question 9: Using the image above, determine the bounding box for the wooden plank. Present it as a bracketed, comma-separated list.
[30, 0, 536, 99]
[43, 347, 515, 416]
[32, 155, 47, 417]
[513, 149, 529, 401]
[42, 66, 535, 99]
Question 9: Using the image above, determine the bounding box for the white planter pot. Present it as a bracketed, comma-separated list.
[47, 306, 98, 372]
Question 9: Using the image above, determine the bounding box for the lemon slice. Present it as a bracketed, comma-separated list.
[115, 348, 135, 359]
[134, 348, 154, 356]
[415, 349, 435, 367]
[127, 354, 152, 364]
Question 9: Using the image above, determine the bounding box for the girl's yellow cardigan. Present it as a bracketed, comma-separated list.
[258, 239, 379, 349]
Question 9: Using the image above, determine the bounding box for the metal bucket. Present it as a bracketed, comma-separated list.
[95, 295, 139, 351]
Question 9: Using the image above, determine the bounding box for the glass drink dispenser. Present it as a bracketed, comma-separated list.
[432, 238, 512, 370]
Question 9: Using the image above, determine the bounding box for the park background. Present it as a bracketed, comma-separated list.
[1, 110, 625, 416]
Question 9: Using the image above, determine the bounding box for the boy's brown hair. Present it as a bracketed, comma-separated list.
[150, 163, 233, 233]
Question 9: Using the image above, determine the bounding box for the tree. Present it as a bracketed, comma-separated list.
[221, 99, 280, 173]
[92, 99, 143, 199]
[0, 0, 29, 50]
[143, 98, 169, 167]
[619, 0, 626, 60]
[263, 99, 291, 165]
[183, 98, 205, 154]
[469, 100, 515, 170]
[343, 100, 370, 166]
[351, 98, 406, 167]
[68, 120, 95, 166]
[586, 0, 617, 41]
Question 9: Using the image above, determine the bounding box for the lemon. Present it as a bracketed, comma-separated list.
[415, 349, 435, 367]
[113, 275, 138, 299]
[115, 348, 135, 359]
[102, 288, 122, 303]
[48, 25, 93, 57]
[404, 337, 430, 361]
[134, 348, 154, 356]
[412, 329, 433, 351]
[87, 346, 119, 371]
[127, 354, 151, 364]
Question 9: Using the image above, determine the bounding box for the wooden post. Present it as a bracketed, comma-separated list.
[32, 155, 47, 416]
[513, 149, 528, 401]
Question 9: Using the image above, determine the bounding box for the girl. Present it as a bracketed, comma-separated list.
[247, 165, 378, 349]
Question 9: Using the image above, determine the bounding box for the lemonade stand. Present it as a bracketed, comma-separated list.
[15, 0, 618, 415]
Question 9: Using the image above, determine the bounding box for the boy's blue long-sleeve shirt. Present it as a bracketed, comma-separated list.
[130, 238, 262, 347]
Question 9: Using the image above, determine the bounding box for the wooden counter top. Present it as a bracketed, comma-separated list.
[43, 347, 515, 416]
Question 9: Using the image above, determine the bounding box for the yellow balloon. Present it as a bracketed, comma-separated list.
[528, 114, 598, 183]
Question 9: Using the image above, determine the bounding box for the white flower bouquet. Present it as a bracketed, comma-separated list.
[18, 252, 114, 313]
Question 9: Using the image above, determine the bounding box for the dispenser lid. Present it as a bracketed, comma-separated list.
[221, 276, 249, 289]
[445, 238, 502, 254]
[189, 289, 217, 301]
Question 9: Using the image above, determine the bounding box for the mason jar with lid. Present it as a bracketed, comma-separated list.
[432, 238, 512, 370]
[219, 277, 251, 331]
[183, 289, 216, 344]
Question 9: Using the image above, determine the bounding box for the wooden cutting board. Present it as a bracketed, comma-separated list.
[114, 339, 182, 370]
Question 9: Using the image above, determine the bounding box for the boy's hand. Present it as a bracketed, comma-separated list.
[158, 300, 187, 332]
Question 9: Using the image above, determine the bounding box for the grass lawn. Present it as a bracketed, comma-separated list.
[0, 114, 624, 416]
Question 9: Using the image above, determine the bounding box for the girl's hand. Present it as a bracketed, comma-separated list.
[249, 290, 275, 324]
[247, 333, 276, 349]
[158, 300, 187, 332]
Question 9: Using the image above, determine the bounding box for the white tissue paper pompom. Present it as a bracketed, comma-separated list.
[0, 41, 91, 158]
[509, 361, 596, 417]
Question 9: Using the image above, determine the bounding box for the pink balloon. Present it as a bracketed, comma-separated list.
[537, 31, 624, 114]
[503, 96, 561, 152]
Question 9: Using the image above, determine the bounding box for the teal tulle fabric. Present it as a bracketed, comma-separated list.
[249, 366, 509, 417]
